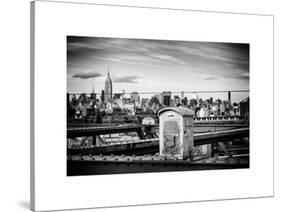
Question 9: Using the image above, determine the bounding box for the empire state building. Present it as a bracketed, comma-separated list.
[104, 69, 113, 104]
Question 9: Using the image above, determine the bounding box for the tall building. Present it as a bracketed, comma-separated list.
[101, 90, 105, 103]
[210, 97, 213, 105]
[114, 93, 122, 100]
[220, 103, 226, 115]
[162, 91, 172, 107]
[181, 97, 188, 106]
[240, 97, 249, 117]
[192, 93, 199, 102]
[130, 91, 140, 104]
[90, 87, 96, 106]
[122, 89, 125, 99]
[189, 98, 197, 107]
[141, 98, 149, 108]
[197, 107, 210, 118]
[228, 91, 231, 104]
[104, 70, 113, 104]
[174, 95, 180, 106]
[181, 91, 184, 100]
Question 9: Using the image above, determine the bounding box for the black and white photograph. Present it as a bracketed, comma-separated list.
[66, 36, 250, 176]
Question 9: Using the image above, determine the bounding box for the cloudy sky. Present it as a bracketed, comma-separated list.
[67, 36, 249, 102]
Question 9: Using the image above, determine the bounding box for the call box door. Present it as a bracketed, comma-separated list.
[163, 120, 181, 156]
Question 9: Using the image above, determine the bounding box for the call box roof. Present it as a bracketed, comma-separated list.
[158, 107, 194, 117]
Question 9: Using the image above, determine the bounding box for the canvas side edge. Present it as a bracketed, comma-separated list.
[30, 1, 36, 211]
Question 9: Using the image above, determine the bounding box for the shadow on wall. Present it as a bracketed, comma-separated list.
[17, 201, 30, 210]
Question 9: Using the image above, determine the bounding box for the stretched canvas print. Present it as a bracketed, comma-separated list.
[31, 0, 274, 211]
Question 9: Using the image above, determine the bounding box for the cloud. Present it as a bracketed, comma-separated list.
[147, 53, 186, 65]
[238, 72, 250, 80]
[204, 76, 218, 81]
[91, 56, 139, 66]
[72, 72, 102, 79]
[67, 36, 249, 93]
[113, 75, 139, 83]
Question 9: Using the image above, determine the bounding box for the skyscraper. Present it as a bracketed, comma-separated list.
[101, 90, 105, 103]
[162, 91, 172, 107]
[104, 69, 112, 104]
[130, 91, 140, 104]
[181, 91, 184, 100]
[228, 91, 231, 104]
[90, 86, 96, 106]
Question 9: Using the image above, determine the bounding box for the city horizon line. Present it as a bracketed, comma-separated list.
[67, 89, 250, 95]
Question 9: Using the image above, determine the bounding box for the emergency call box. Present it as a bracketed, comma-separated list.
[158, 107, 194, 160]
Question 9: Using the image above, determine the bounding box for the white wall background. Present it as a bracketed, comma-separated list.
[0, 0, 279, 212]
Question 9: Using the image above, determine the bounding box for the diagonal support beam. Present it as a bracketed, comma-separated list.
[218, 142, 232, 157]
